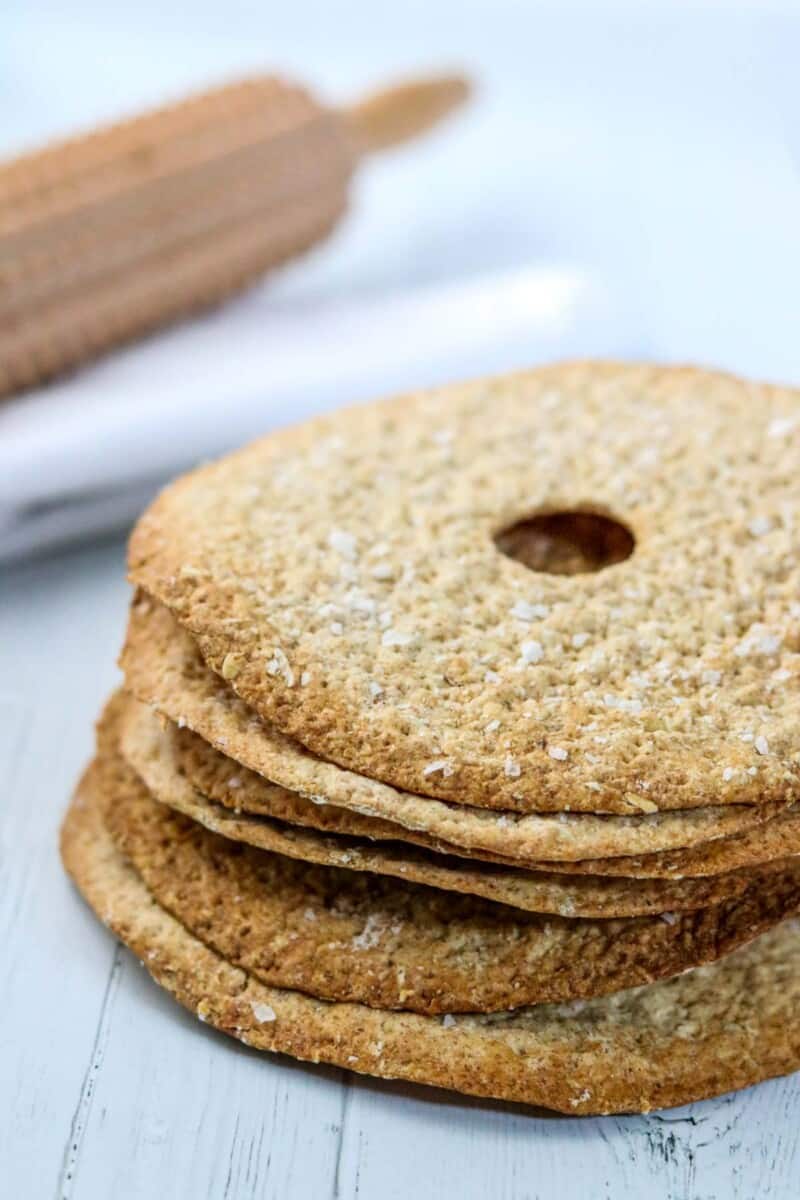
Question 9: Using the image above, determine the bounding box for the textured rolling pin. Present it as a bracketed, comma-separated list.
[0, 73, 469, 397]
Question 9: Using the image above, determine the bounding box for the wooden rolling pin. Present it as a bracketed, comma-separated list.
[0, 73, 469, 397]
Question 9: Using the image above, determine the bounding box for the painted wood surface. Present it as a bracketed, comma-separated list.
[2, 539, 798, 1200]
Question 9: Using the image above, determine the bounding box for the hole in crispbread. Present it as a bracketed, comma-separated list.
[494, 510, 635, 575]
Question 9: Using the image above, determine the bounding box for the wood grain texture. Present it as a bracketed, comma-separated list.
[2, 538, 798, 1199]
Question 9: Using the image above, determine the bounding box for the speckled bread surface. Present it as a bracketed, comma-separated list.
[61, 758, 800, 1114]
[118, 694, 778, 918]
[120, 599, 788, 863]
[128, 361, 800, 814]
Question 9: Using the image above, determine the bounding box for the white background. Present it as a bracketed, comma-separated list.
[2, 2, 799, 1197]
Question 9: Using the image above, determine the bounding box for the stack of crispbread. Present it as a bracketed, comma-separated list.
[61, 361, 800, 1114]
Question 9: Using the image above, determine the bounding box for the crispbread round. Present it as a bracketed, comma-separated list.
[127, 362, 800, 814]
[120, 598, 789, 863]
[118, 694, 773, 918]
[100, 741, 800, 1014]
[171, 710, 800, 881]
[60, 760, 800, 1114]
[569, 811, 800, 878]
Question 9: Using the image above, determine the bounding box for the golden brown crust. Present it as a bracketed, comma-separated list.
[60, 759, 800, 1114]
[120, 598, 788, 864]
[119, 694, 773, 918]
[127, 361, 800, 814]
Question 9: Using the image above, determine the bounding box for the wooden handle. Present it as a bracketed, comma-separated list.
[344, 74, 471, 155]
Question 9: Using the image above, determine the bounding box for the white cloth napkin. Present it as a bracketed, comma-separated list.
[0, 264, 632, 562]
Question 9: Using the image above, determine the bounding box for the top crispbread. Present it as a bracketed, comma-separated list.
[128, 361, 800, 814]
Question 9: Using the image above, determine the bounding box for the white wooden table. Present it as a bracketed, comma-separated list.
[2, 538, 799, 1199]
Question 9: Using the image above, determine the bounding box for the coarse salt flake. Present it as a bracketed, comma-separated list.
[748, 516, 772, 537]
[603, 693, 643, 715]
[504, 755, 521, 778]
[265, 647, 294, 686]
[328, 529, 357, 558]
[423, 759, 454, 778]
[571, 633, 590, 648]
[250, 1002, 276, 1023]
[520, 640, 544, 665]
[382, 628, 412, 647]
[767, 416, 797, 439]
[737, 632, 781, 657]
[347, 591, 377, 614]
[511, 600, 549, 622]
[548, 746, 568, 761]
[352, 913, 387, 950]
[755, 735, 769, 755]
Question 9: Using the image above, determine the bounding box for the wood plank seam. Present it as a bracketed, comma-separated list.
[331, 1073, 354, 1199]
[56, 942, 125, 1199]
